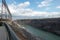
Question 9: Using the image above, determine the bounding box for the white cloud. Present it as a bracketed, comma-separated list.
[8, 1, 30, 15]
[0, 1, 60, 19]
[38, 0, 53, 8]
[56, 6, 60, 8]
[18, 1, 30, 8]
[6, 2, 60, 18]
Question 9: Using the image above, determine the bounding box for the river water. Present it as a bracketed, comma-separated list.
[21, 24, 60, 40]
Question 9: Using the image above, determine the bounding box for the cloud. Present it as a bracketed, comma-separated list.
[0, 1, 60, 19]
[6, 2, 60, 18]
[56, 6, 60, 8]
[18, 1, 30, 8]
[38, 0, 53, 8]
[0, 1, 30, 14]
[8, 1, 30, 15]
[8, 3, 60, 18]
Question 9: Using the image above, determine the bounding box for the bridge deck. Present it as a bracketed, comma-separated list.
[0, 26, 9, 40]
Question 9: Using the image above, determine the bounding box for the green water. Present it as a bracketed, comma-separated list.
[22, 25, 60, 40]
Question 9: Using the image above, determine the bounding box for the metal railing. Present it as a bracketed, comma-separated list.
[3, 22, 20, 40]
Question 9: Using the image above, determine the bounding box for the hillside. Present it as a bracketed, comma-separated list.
[15, 18, 60, 36]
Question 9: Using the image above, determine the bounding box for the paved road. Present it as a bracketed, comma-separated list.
[0, 26, 9, 40]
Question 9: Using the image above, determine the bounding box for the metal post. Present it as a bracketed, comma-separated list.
[0, 0, 12, 22]
[1, 0, 3, 21]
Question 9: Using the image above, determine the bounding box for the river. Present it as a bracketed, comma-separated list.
[21, 24, 60, 40]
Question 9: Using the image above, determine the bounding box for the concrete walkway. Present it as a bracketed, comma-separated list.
[0, 26, 9, 40]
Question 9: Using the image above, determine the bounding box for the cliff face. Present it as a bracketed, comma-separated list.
[15, 18, 60, 35]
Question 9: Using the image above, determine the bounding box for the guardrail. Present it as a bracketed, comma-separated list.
[3, 22, 20, 40]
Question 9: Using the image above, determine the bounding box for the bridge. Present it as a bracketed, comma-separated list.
[0, 0, 28, 40]
[0, 0, 40, 40]
[0, 0, 60, 40]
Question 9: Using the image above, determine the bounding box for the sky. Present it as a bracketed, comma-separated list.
[0, 0, 60, 19]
